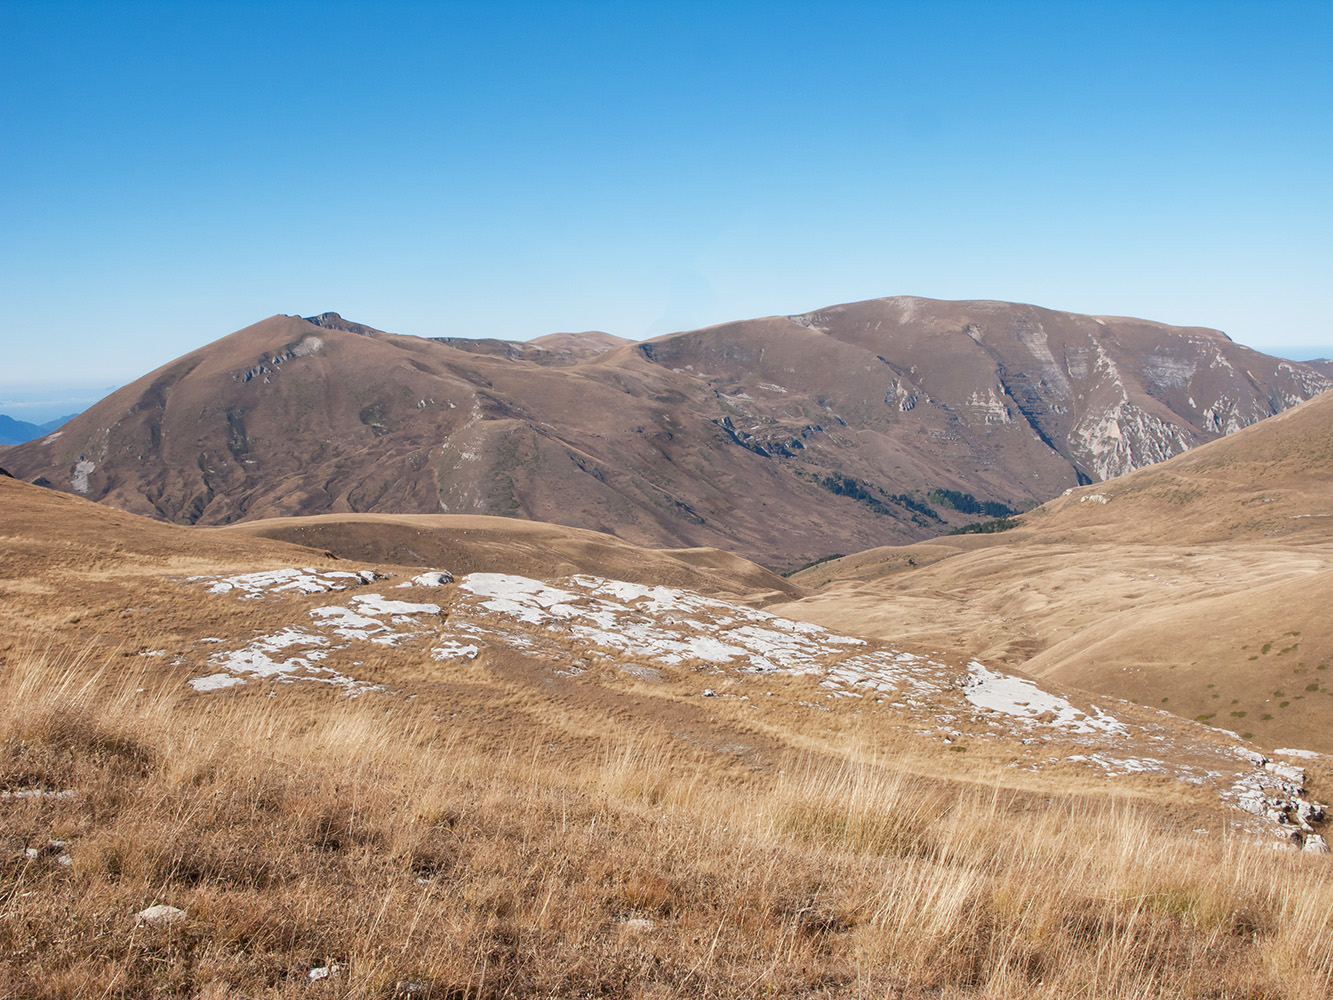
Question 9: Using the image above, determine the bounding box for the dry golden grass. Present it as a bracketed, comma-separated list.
[3, 650, 1331, 999]
[778, 537, 1333, 751]
[3, 475, 1332, 996]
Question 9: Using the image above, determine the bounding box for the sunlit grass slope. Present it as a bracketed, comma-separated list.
[3, 652, 1332, 999]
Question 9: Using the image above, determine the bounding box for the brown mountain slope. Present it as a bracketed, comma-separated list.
[433, 328, 632, 364]
[778, 390, 1333, 752]
[3, 298, 1328, 568]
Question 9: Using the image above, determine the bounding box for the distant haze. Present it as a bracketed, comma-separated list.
[0, 384, 114, 424]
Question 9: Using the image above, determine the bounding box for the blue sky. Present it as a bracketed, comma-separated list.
[3, 0, 1330, 410]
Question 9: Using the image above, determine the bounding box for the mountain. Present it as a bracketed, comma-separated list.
[2, 298, 1328, 568]
[0, 412, 77, 446]
[778, 388, 1333, 752]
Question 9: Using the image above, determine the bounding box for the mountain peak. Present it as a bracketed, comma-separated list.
[302, 312, 387, 337]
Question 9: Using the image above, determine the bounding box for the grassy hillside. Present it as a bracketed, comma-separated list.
[780, 391, 1333, 753]
[2, 475, 1331, 997]
[5, 650, 1332, 999]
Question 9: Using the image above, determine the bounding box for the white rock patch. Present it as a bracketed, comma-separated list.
[191, 584, 444, 692]
[177, 567, 1328, 838]
[292, 335, 323, 357]
[71, 458, 95, 494]
[431, 640, 480, 661]
[351, 594, 441, 616]
[1275, 747, 1322, 760]
[197, 567, 378, 599]
[964, 662, 1126, 735]
[189, 673, 246, 692]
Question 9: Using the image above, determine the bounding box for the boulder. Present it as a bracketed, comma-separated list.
[408, 571, 453, 587]
[1295, 799, 1325, 825]
[136, 904, 186, 926]
[1265, 761, 1305, 786]
[1237, 793, 1266, 816]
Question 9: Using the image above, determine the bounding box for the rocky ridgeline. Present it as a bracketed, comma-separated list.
[168, 567, 1330, 846]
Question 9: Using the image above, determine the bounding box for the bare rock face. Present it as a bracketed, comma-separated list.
[303, 312, 388, 337]
[4, 297, 1328, 568]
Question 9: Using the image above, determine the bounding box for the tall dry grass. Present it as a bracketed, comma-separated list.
[1, 648, 1331, 998]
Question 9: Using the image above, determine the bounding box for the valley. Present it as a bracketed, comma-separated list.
[780, 388, 1333, 755]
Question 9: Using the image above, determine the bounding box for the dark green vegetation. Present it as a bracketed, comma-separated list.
[948, 518, 1022, 535]
[928, 489, 1019, 519]
[816, 476, 1022, 537]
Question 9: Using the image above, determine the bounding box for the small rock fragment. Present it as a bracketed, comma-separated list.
[309, 964, 342, 981]
[1303, 835, 1330, 855]
[136, 904, 186, 926]
[702, 689, 717, 698]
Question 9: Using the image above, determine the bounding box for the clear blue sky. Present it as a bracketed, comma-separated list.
[3, 0, 1331, 412]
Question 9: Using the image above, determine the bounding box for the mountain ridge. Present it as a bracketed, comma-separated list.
[2, 295, 1328, 568]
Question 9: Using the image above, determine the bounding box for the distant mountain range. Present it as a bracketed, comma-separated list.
[0, 413, 78, 446]
[2, 296, 1329, 568]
